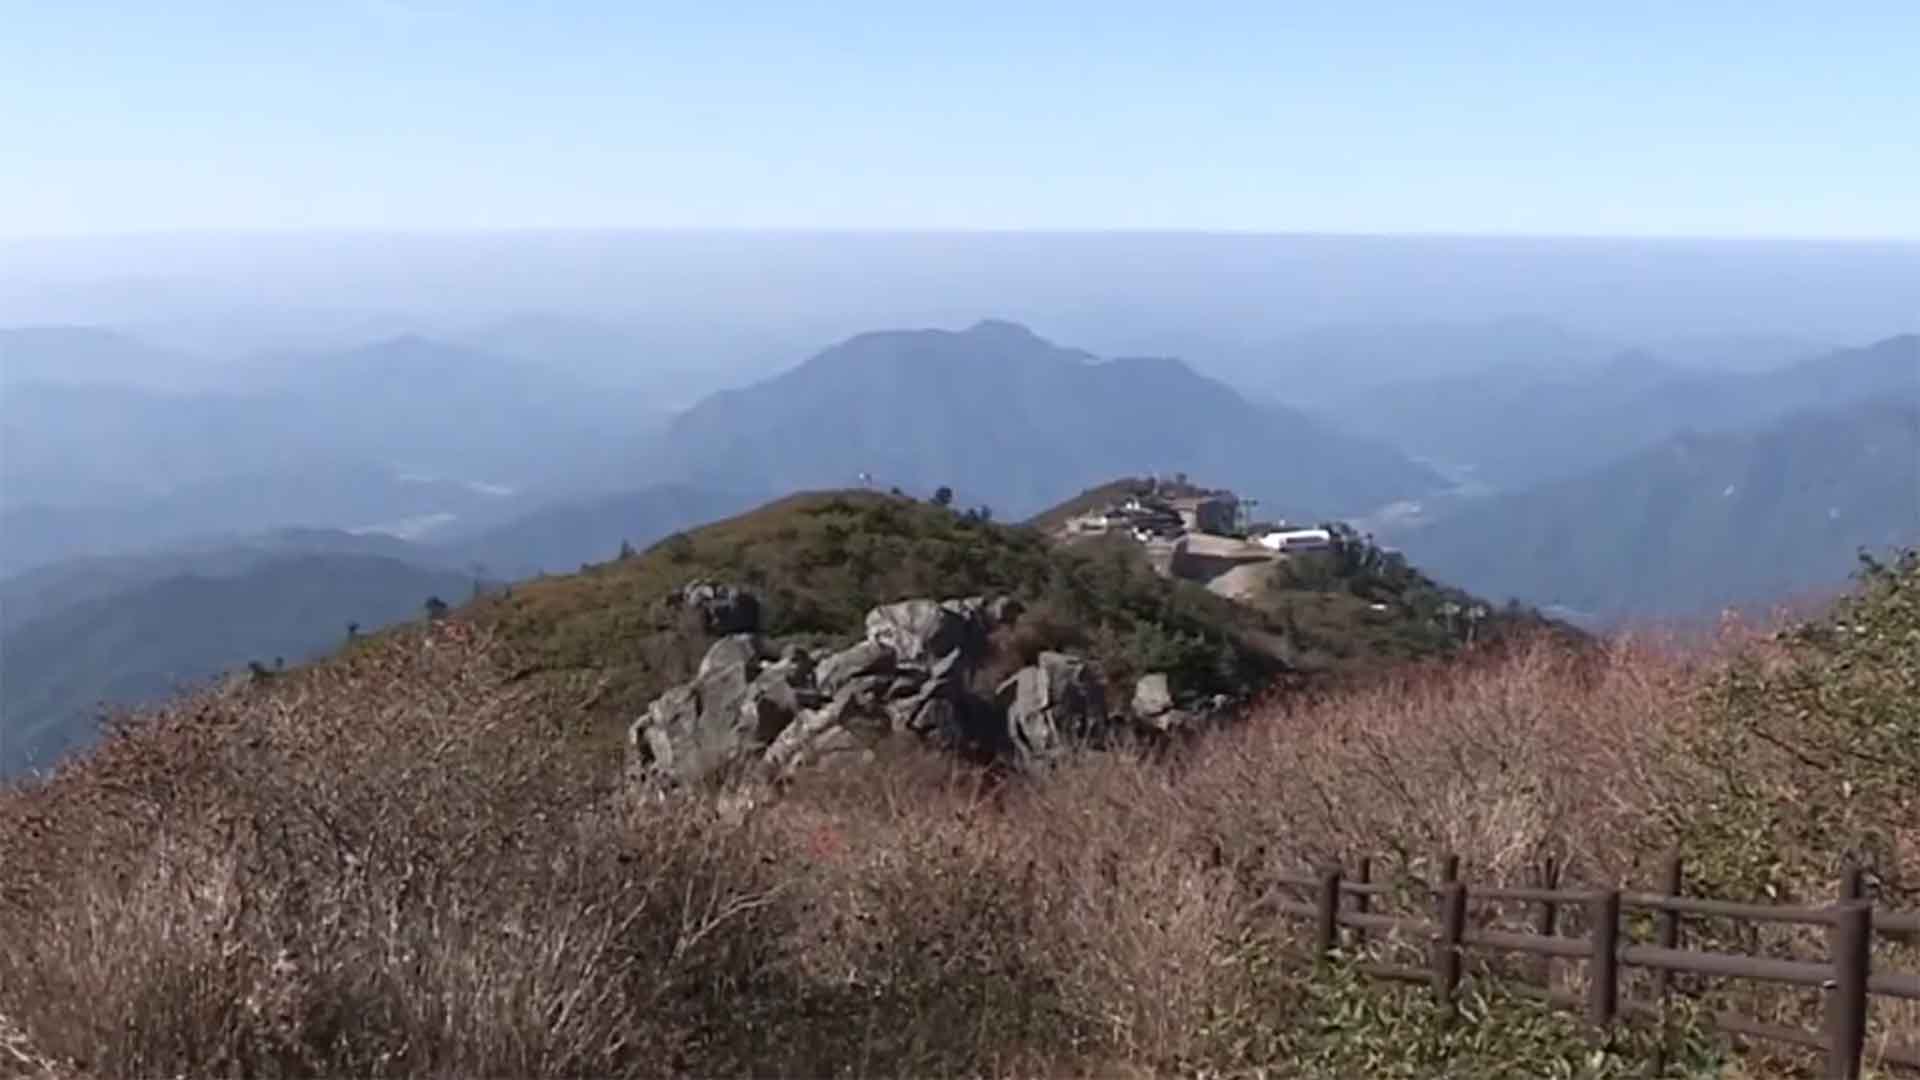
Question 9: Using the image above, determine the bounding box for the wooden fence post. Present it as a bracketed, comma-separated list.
[1840, 863, 1865, 902]
[1587, 889, 1621, 1029]
[1352, 856, 1373, 954]
[1825, 902, 1871, 1080]
[1534, 856, 1560, 988]
[1653, 855, 1684, 1077]
[1433, 881, 1468, 1007]
[1315, 866, 1343, 964]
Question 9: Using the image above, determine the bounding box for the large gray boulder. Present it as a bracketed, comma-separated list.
[673, 580, 762, 636]
[628, 636, 810, 788]
[1132, 673, 1174, 718]
[996, 651, 1108, 764]
[763, 674, 897, 776]
[814, 639, 897, 694]
[886, 648, 964, 736]
[1132, 671, 1194, 734]
[865, 599, 974, 664]
[632, 592, 1079, 792]
[699, 633, 772, 677]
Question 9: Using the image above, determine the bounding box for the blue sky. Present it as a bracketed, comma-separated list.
[3, 1, 1916, 237]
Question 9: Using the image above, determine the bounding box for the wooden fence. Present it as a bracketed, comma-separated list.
[1262, 854, 1920, 1079]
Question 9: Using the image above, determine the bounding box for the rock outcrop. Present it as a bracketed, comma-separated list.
[996, 651, 1108, 765]
[670, 580, 762, 636]
[629, 588, 1034, 790]
[627, 634, 821, 788]
[864, 599, 984, 664]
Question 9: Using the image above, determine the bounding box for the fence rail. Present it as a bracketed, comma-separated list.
[1259, 854, 1920, 1079]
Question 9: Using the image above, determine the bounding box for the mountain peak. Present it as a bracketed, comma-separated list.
[962, 318, 1043, 342]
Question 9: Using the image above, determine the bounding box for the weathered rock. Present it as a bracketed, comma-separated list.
[628, 659, 747, 787]
[996, 651, 1108, 763]
[744, 659, 820, 743]
[673, 580, 761, 635]
[699, 633, 771, 677]
[1132, 673, 1175, 719]
[814, 639, 897, 694]
[763, 675, 896, 776]
[633, 592, 1101, 791]
[629, 635, 807, 788]
[866, 599, 976, 664]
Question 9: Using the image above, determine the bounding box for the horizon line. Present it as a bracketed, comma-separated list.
[5, 224, 1918, 245]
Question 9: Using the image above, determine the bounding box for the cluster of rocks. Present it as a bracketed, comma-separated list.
[629, 583, 1206, 791]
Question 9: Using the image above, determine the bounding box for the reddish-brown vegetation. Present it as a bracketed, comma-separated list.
[4, 556, 1916, 1077]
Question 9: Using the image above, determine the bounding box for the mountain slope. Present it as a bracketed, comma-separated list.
[1320, 334, 1917, 491]
[0, 553, 478, 776]
[1403, 400, 1920, 621]
[662, 320, 1443, 521]
[470, 487, 1549, 754]
[3, 331, 673, 527]
[0, 461, 530, 576]
[0, 527, 440, 636]
[0, 325, 209, 390]
[440, 484, 766, 578]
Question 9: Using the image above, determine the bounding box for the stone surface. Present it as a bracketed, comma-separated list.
[699, 633, 771, 677]
[674, 580, 762, 635]
[996, 651, 1108, 764]
[814, 640, 897, 694]
[1132, 673, 1175, 719]
[865, 599, 973, 664]
[632, 592, 1103, 791]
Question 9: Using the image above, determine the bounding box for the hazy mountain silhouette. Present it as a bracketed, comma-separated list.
[663, 319, 1443, 521]
[1318, 335, 1917, 490]
[1404, 399, 1920, 621]
[0, 553, 480, 776]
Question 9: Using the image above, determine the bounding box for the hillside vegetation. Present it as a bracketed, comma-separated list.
[471, 488, 1539, 760]
[478, 489, 1283, 747]
[3, 522, 1912, 1075]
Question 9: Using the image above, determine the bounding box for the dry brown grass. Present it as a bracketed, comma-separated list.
[2, 609, 1914, 1077]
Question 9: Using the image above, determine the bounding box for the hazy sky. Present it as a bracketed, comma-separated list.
[4, 2, 1917, 238]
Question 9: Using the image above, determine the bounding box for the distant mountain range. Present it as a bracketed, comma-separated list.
[4, 316, 1915, 774]
[0, 462, 531, 577]
[3, 331, 673, 518]
[1404, 399, 1920, 622]
[663, 319, 1444, 521]
[0, 482, 758, 777]
[0, 552, 480, 776]
[0, 326, 212, 391]
[0, 526, 439, 637]
[1315, 335, 1917, 491]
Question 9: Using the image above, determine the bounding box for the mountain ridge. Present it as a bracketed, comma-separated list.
[1403, 397, 1920, 621]
[663, 319, 1445, 521]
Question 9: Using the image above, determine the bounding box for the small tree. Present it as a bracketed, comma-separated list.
[933, 485, 955, 508]
[424, 595, 449, 621]
[346, 621, 360, 639]
[618, 539, 637, 560]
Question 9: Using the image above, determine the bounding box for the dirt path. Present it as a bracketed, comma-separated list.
[1202, 559, 1275, 602]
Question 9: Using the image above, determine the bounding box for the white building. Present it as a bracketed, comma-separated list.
[1257, 528, 1334, 553]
